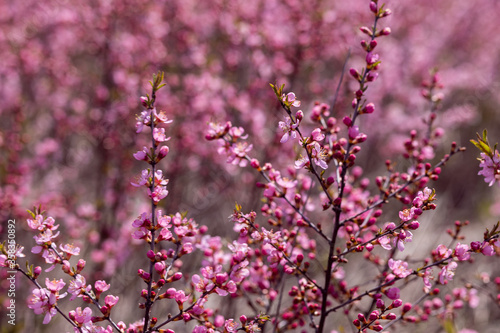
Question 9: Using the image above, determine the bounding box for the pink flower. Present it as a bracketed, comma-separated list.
[95, 280, 111, 294]
[366, 52, 379, 65]
[305, 142, 328, 170]
[228, 126, 248, 140]
[45, 278, 66, 293]
[227, 142, 253, 167]
[206, 121, 230, 140]
[174, 290, 189, 304]
[310, 128, 325, 142]
[153, 109, 173, 124]
[278, 116, 299, 143]
[28, 288, 58, 324]
[27, 215, 58, 231]
[131, 169, 149, 187]
[294, 155, 309, 169]
[68, 275, 90, 301]
[153, 128, 168, 143]
[396, 230, 412, 252]
[439, 261, 458, 284]
[104, 295, 119, 308]
[378, 235, 392, 250]
[478, 152, 500, 186]
[481, 243, 495, 256]
[282, 92, 301, 107]
[435, 244, 452, 259]
[133, 146, 149, 161]
[136, 110, 151, 133]
[454, 243, 470, 261]
[224, 319, 239, 332]
[421, 267, 433, 293]
[388, 258, 412, 278]
[413, 187, 433, 207]
[192, 274, 209, 292]
[70, 307, 93, 325]
[148, 185, 169, 203]
[59, 243, 80, 257]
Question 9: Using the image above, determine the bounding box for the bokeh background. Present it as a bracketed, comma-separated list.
[1, 0, 500, 332]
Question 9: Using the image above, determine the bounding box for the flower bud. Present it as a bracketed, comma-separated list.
[33, 266, 42, 278]
[363, 103, 375, 114]
[157, 146, 169, 160]
[296, 110, 304, 121]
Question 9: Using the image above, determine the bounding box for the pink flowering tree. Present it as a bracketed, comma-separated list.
[2, 0, 500, 333]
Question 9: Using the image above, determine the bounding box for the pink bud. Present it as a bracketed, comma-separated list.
[402, 303, 412, 313]
[250, 159, 260, 169]
[157, 146, 169, 159]
[391, 299, 403, 308]
[369, 310, 379, 321]
[380, 27, 391, 36]
[381, 9, 392, 17]
[376, 299, 385, 309]
[343, 116, 352, 127]
[364, 103, 375, 114]
[296, 110, 304, 120]
[214, 315, 225, 327]
[33, 266, 42, 278]
[369, 2, 377, 13]
[350, 68, 360, 80]
[77, 259, 86, 273]
[360, 26, 373, 37]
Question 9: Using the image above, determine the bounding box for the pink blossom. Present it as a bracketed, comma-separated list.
[28, 288, 58, 324]
[131, 169, 149, 187]
[396, 230, 413, 252]
[224, 319, 239, 332]
[413, 187, 433, 207]
[68, 274, 90, 301]
[133, 146, 149, 161]
[95, 280, 111, 294]
[454, 243, 470, 261]
[478, 152, 500, 186]
[310, 128, 325, 142]
[104, 295, 119, 308]
[282, 92, 301, 107]
[388, 258, 413, 278]
[153, 109, 173, 124]
[227, 142, 253, 167]
[153, 127, 168, 143]
[307, 142, 328, 170]
[421, 268, 433, 293]
[435, 244, 452, 259]
[439, 261, 458, 284]
[174, 290, 189, 304]
[147, 185, 169, 203]
[294, 155, 309, 169]
[481, 243, 495, 256]
[385, 287, 400, 300]
[70, 307, 93, 325]
[278, 116, 299, 143]
[192, 274, 209, 292]
[206, 121, 230, 140]
[228, 126, 248, 140]
[399, 208, 415, 221]
[59, 243, 80, 257]
[378, 235, 392, 250]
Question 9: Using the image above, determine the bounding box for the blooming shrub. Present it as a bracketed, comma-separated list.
[1, 0, 500, 333]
